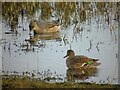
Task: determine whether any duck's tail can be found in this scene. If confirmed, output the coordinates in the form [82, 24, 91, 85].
[92, 59, 99, 61]
[92, 59, 101, 66]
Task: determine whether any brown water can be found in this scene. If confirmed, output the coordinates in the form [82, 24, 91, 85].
[1, 2, 118, 84]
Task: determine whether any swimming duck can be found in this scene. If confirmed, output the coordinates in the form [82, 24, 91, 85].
[64, 50, 100, 69]
[29, 20, 60, 35]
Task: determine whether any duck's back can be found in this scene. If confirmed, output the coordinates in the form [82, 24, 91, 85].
[38, 21, 60, 33]
[66, 55, 89, 68]
[66, 55, 99, 69]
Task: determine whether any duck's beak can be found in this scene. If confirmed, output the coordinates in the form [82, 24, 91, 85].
[63, 55, 68, 58]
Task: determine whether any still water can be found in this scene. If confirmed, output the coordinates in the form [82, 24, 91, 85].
[1, 5, 118, 84]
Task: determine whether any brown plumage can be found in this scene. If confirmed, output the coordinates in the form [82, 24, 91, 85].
[29, 20, 60, 35]
[64, 50, 100, 69]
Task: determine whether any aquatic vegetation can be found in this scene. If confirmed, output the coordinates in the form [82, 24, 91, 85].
[2, 70, 64, 83]
[2, 68, 119, 88]
[2, 2, 119, 32]
[2, 74, 120, 88]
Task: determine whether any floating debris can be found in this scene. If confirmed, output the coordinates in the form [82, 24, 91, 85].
[5, 32, 13, 34]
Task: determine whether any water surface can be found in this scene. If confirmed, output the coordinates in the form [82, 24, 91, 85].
[1, 2, 118, 84]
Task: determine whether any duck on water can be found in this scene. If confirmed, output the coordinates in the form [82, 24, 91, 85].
[64, 50, 101, 69]
[29, 20, 60, 35]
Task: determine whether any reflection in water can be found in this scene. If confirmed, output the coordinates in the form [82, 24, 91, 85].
[67, 67, 98, 82]
[21, 32, 61, 52]
[29, 32, 61, 41]
[1, 2, 118, 84]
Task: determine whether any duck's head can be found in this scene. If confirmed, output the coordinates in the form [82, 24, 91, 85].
[29, 20, 38, 35]
[29, 20, 38, 31]
[64, 50, 75, 58]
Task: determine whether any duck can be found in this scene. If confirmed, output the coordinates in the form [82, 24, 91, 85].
[64, 50, 100, 69]
[29, 20, 60, 35]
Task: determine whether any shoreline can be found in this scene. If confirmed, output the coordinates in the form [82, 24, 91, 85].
[2, 75, 120, 88]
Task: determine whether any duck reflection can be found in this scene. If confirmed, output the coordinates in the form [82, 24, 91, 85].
[66, 67, 98, 81]
[28, 32, 61, 44]
[28, 19, 61, 44]
[21, 32, 61, 52]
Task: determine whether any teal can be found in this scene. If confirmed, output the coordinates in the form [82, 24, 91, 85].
[29, 20, 60, 34]
[64, 50, 100, 69]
